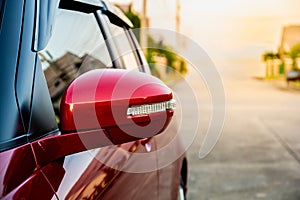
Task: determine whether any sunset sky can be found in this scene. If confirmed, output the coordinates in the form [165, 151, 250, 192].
[110, 0, 300, 18]
[110, 0, 300, 45]
[109, 0, 300, 75]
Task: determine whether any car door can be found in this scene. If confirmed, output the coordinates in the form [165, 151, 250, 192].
[36, 2, 159, 199]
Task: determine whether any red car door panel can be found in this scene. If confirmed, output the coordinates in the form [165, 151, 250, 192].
[0, 144, 59, 199]
[39, 139, 158, 199]
[0, 144, 36, 196]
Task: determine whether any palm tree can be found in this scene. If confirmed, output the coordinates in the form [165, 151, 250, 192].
[262, 52, 274, 77]
[262, 52, 280, 77]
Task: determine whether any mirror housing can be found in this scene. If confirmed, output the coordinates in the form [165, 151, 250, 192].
[60, 69, 175, 145]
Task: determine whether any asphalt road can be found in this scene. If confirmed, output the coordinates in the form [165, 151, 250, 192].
[172, 60, 300, 200]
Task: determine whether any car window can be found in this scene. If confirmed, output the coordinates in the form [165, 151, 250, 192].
[39, 8, 112, 123]
[109, 23, 141, 71]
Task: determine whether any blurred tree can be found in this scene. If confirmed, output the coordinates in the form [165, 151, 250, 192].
[122, 5, 187, 78]
[289, 43, 300, 70]
[179, 60, 187, 74]
[146, 36, 187, 76]
[262, 52, 280, 77]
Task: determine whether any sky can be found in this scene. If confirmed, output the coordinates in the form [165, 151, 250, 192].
[180, 0, 300, 17]
[109, 0, 300, 18]
[109, 0, 300, 75]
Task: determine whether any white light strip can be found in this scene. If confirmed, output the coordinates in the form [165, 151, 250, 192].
[127, 99, 176, 116]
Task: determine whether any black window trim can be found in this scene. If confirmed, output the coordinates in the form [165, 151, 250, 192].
[96, 12, 145, 72]
[94, 10, 123, 69]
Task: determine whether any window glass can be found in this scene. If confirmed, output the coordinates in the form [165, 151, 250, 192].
[39, 9, 112, 121]
[110, 24, 140, 71]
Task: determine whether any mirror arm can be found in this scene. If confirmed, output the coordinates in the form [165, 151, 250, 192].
[31, 129, 112, 168]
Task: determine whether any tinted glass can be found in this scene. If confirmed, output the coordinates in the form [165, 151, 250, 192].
[110, 23, 140, 71]
[39, 8, 111, 122]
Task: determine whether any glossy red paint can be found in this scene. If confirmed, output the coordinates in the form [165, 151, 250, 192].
[60, 69, 174, 143]
[97, 139, 159, 200]
[108, 112, 173, 144]
[3, 164, 61, 200]
[53, 139, 158, 200]
[155, 110, 186, 199]
[0, 143, 36, 197]
[31, 129, 112, 167]
[39, 161, 66, 195]
[64, 148, 131, 199]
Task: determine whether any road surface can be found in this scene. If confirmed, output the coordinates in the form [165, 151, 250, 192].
[172, 59, 300, 200]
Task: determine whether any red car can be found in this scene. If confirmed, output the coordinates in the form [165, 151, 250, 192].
[0, 0, 187, 199]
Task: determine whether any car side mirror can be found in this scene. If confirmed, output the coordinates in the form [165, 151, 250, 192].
[60, 69, 175, 145]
